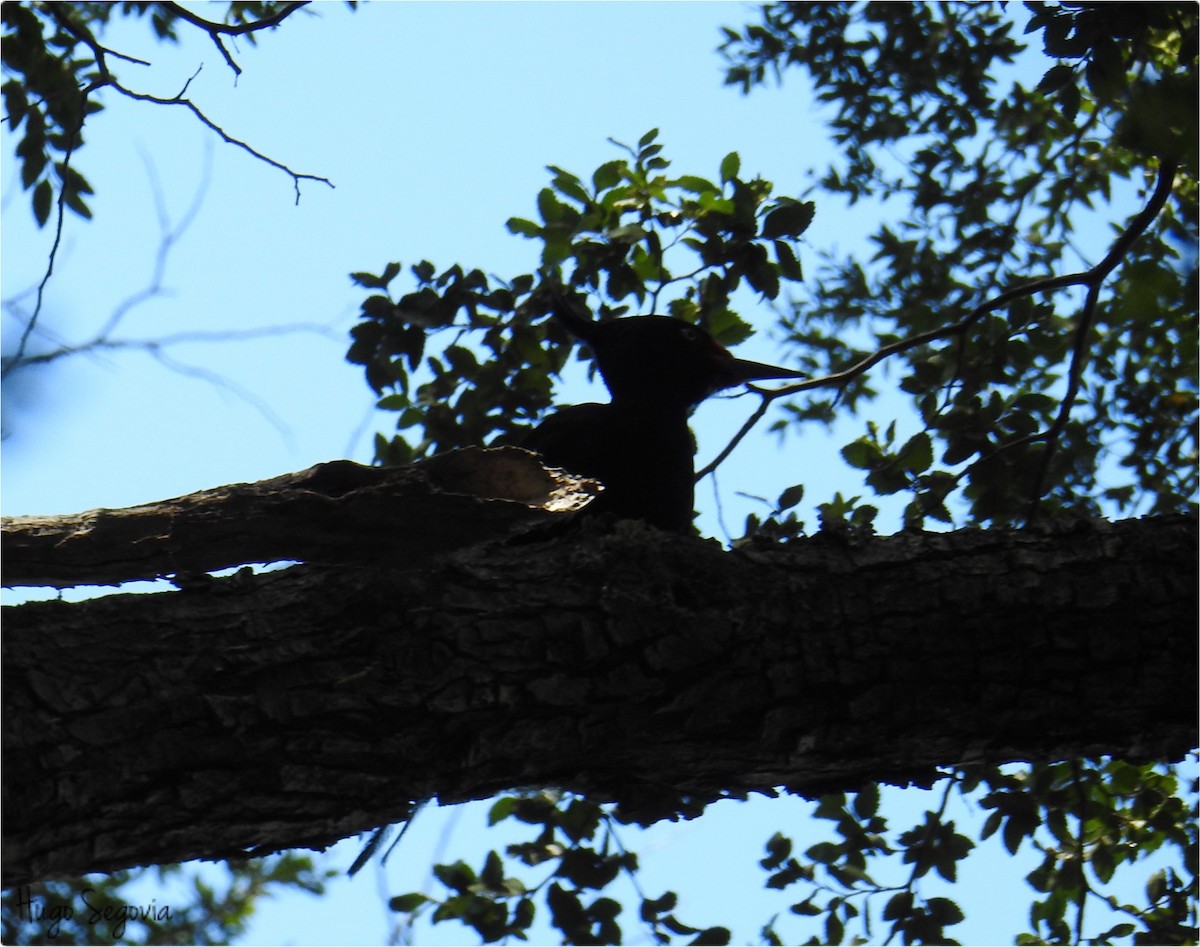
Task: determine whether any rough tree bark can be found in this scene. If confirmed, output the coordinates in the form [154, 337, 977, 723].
[3, 449, 1196, 889]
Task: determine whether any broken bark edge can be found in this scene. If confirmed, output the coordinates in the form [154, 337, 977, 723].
[1, 448, 600, 590]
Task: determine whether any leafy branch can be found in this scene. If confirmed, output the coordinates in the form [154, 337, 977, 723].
[386, 791, 731, 946]
[696, 159, 1178, 493]
[348, 130, 814, 469]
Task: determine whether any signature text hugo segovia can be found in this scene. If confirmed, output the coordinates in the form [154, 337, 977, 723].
[12, 885, 172, 939]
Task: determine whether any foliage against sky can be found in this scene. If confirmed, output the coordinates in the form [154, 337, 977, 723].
[2, 1, 1196, 945]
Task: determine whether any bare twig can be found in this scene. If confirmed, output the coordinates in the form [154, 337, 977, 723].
[162, 2, 311, 38]
[109, 78, 333, 205]
[9, 323, 343, 370]
[996, 160, 1176, 522]
[3, 148, 341, 440]
[160, 1, 314, 77]
[44, 4, 334, 205]
[695, 394, 773, 481]
[91, 143, 214, 342]
[5, 4, 338, 384]
[142, 346, 297, 447]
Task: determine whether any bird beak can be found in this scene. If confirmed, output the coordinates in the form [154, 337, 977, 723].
[713, 353, 807, 390]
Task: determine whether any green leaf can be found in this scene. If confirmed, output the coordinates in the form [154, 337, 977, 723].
[481, 850, 504, 889]
[640, 891, 678, 919]
[2, 79, 28, 132]
[883, 891, 913, 921]
[488, 796, 516, 825]
[606, 223, 647, 244]
[433, 860, 477, 895]
[743, 250, 780, 299]
[537, 188, 566, 224]
[773, 240, 804, 281]
[1145, 868, 1167, 903]
[1036, 63, 1076, 95]
[705, 307, 754, 346]
[361, 294, 395, 320]
[19, 144, 46, 189]
[805, 841, 841, 864]
[897, 432, 933, 474]
[926, 896, 965, 925]
[760, 836, 790, 870]
[32, 178, 52, 226]
[841, 438, 884, 470]
[592, 159, 624, 192]
[664, 914, 699, 936]
[513, 897, 535, 930]
[63, 189, 92, 220]
[552, 171, 590, 206]
[777, 483, 805, 512]
[852, 783, 880, 819]
[389, 892, 432, 913]
[761, 199, 816, 239]
[55, 162, 93, 195]
[506, 217, 542, 238]
[719, 151, 741, 184]
[1091, 840, 1116, 884]
[814, 794, 847, 821]
[674, 174, 718, 194]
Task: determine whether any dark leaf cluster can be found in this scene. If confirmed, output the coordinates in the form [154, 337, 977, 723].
[2, 2, 101, 226]
[720, 1, 1197, 529]
[387, 790, 729, 946]
[346, 129, 815, 467]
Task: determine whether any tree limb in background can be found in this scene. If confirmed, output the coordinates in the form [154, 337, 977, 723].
[1, 2, 341, 372]
[695, 159, 1181, 498]
[1, 146, 340, 438]
[160, 1, 313, 76]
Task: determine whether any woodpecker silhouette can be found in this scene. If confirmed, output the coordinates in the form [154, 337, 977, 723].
[523, 294, 805, 533]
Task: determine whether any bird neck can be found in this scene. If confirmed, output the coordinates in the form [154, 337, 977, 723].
[608, 391, 697, 420]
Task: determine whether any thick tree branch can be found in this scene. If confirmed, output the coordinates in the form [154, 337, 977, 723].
[3, 490, 1195, 887]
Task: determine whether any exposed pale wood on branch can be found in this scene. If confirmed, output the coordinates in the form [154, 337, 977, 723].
[1, 448, 595, 589]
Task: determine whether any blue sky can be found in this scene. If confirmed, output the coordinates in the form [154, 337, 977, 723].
[2, 0, 884, 539]
[1, 2, 1185, 944]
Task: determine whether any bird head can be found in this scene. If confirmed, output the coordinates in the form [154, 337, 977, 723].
[556, 308, 805, 409]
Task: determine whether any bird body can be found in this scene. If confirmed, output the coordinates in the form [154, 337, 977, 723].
[525, 399, 699, 532]
[523, 307, 804, 532]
